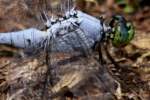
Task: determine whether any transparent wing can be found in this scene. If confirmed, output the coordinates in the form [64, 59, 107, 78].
[0, 18, 97, 100]
[37, 17, 95, 100]
[2, 0, 99, 99]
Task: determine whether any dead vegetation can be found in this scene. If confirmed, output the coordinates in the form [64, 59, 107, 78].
[0, 0, 150, 100]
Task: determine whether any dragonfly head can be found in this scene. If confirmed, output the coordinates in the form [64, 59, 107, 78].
[110, 15, 135, 47]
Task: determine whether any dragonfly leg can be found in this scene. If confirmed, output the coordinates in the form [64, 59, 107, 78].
[104, 44, 121, 69]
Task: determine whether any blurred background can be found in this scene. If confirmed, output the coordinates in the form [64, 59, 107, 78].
[0, 0, 149, 99]
[0, 0, 150, 32]
[0, 0, 149, 32]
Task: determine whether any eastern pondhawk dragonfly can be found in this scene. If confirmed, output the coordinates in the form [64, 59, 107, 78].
[0, 0, 135, 99]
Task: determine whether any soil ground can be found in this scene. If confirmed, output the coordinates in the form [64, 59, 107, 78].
[0, 0, 149, 100]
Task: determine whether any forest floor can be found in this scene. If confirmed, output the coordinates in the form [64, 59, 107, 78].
[0, 0, 149, 100]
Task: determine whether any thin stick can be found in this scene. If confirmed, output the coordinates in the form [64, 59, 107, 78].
[41, 36, 53, 100]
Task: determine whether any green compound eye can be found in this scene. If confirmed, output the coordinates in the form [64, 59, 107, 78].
[111, 15, 135, 47]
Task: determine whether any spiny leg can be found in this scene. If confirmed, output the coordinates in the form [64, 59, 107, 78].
[104, 44, 121, 69]
[97, 16, 107, 65]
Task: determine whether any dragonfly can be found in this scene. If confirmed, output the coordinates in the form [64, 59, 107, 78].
[0, 0, 135, 99]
